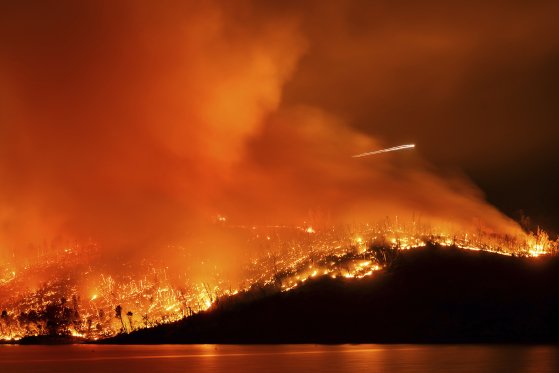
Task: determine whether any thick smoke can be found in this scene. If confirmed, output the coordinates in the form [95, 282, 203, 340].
[0, 1, 306, 260]
[2, 0, 550, 270]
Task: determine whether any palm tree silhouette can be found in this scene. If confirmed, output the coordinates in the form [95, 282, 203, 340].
[115, 305, 125, 332]
[126, 311, 133, 331]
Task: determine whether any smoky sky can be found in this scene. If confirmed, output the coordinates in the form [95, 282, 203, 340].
[1, 0, 558, 263]
[281, 0, 559, 232]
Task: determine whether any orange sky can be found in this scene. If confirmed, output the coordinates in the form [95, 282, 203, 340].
[1, 0, 558, 262]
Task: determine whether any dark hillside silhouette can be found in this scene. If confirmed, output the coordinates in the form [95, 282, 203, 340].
[102, 244, 559, 344]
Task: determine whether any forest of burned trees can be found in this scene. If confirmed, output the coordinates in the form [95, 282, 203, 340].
[0, 296, 141, 339]
[1, 296, 81, 337]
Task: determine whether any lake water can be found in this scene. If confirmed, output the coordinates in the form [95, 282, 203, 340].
[1, 344, 558, 372]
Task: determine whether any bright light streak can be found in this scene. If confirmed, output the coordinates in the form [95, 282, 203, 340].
[352, 144, 415, 158]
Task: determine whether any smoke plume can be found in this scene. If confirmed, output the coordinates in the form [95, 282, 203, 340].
[3, 0, 551, 269]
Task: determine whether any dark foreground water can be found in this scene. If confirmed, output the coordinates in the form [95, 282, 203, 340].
[1, 344, 559, 373]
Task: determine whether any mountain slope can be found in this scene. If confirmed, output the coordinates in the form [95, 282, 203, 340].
[102, 245, 559, 344]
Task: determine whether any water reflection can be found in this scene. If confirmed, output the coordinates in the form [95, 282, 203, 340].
[1, 344, 558, 373]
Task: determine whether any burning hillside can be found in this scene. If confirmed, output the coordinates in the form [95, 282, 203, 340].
[1, 220, 556, 342]
[1, 0, 558, 345]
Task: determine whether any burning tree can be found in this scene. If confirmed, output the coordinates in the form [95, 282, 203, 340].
[126, 311, 134, 331]
[43, 299, 73, 336]
[0, 310, 9, 337]
[115, 305, 125, 333]
[369, 242, 400, 269]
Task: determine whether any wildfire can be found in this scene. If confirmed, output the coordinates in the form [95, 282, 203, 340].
[0, 219, 557, 341]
